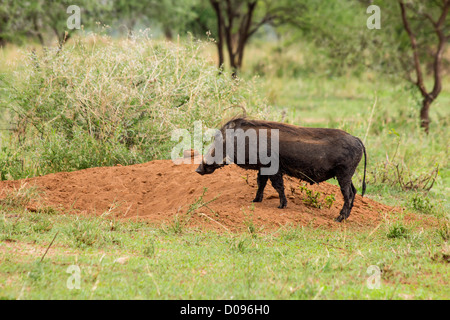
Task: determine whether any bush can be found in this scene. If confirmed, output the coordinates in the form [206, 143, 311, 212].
[4, 33, 268, 179]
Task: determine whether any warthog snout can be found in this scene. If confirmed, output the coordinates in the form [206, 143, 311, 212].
[195, 162, 217, 175]
[195, 165, 205, 175]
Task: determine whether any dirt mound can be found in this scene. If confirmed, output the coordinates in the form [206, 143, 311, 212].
[0, 158, 410, 232]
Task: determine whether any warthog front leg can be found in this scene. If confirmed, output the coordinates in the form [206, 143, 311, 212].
[253, 170, 269, 203]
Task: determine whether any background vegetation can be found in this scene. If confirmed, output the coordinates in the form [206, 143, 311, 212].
[1, 33, 267, 177]
[0, 0, 449, 299]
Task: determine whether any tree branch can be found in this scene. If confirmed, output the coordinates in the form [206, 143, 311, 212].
[224, 0, 236, 66]
[423, 12, 438, 27]
[236, 1, 257, 67]
[430, 0, 449, 99]
[210, 0, 225, 69]
[399, 1, 428, 97]
[248, 14, 273, 38]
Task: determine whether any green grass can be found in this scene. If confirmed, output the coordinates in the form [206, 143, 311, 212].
[0, 189, 449, 300]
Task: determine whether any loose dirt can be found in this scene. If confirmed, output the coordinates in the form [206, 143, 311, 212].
[0, 157, 427, 232]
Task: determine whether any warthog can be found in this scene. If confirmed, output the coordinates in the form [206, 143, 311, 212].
[195, 118, 367, 222]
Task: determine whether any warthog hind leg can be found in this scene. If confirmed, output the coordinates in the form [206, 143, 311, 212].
[269, 173, 287, 209]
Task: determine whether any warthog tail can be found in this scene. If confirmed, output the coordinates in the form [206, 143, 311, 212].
[361, 140, 367, 197]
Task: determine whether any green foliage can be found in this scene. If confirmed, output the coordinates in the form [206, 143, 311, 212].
[409, 194, 434, 214]
[142, 239, 156, 258]
[68, 220, 105, 248]
[185, 188, 218, 217]
[0, 0, 112, 46]
[165, 215, 184, 235]
[162, 188, 219, 235]
[0, 185, 40, 209]
[29, 214, 53, 233]
[253, 0, 449, 83]
[0, 0, 218, 46]
[3, 34, 267, 179]
[437, 222, 450, 241]
[299, 185, 322, 208]
[387, 222, 409, 239]
[229, 237, 251, 254]
[324, 194, 336, 209]
[242, 203, 257, 237]
[290, 0, 369, 76]
[299, 184, 335, 209]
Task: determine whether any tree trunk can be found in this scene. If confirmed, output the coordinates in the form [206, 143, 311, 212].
[211, 0, 224, 70]
[236, 37, 246, 70]
[210, 0, 265, 76]
[163, 26, 173, 40]
[36, 31, 45, 46]
[236, 2, 256, 70]
[229, 54, 238, 78]
[399, 0, 449, 134]
[420, 97, 432, 134]
[223, 0, 237, 76]
[33, 15, 45, 46]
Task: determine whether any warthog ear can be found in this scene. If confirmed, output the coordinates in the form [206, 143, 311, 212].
[226, 121, 236, 129]
[224, 154, 233, 164]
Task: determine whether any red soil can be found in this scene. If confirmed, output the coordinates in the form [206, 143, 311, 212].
[0, 157, 427, 232]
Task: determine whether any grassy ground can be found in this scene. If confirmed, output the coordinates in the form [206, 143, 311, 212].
[1, 39, 449, 299]
[0, 189, 449, 300]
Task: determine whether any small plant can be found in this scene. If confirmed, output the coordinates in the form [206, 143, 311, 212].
[30, 216, 53, 233]
[299, 185, 322, 208]
[142, 240, 155, 258]
[279, 226, 304, 241]
[73, 230, 99, 248]
[324, 194, 336, 209]
[387, 222, 409, 239]
[299, 184, 336, 209]
[168, 214, 184, 234]
[244, 219, 256, 236]
[370, 158, 439, 192]
[409, 194, 434, 214]
[37, 206, 59, 215]
[437, 222, 450, 241]
[67, 219, 105, 248]
[101, 200, 124, 217]
[242, 203, 257, 237]
[237, 239, 248, 253]
[163, 189, 219, 234]
[0, 184, 41, 209]
[186, 188, 219, 218]
[229, 238, 250, 253]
